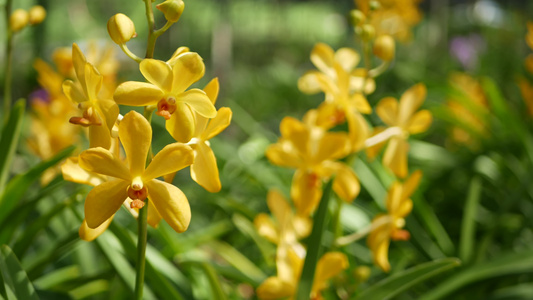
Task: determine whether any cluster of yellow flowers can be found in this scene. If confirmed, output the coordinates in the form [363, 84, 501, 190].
[29, 0, 231, 241]
[254, 1, 430, 298]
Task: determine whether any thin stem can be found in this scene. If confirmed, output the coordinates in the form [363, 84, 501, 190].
[3, 0, 14, 122]
[144, 0, 156, 58]
[335, 216, 392, 247]
[134, 106, 155, 300]
[154, 21, 172, 39]
[134, 199, 148, 300]
[120, 43, 143, 63]
[364, 126, 402, 148]
[368, 60, 391, 78]
[330, 196, 344, 251]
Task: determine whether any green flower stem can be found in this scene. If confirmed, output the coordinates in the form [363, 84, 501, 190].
[330, 196, 344, 250]
[368, 60, 391, 78]
[154, 21, 172, 39]
[120, 43, 143, 63]
[133, 106, 156, 300]
[295, 179, 334, 299]
[134, 199, 149, 300]
[3, 0, 14, 122]
[143, 0, 156, 59]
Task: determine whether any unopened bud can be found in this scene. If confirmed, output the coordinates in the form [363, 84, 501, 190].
[349, 10, 365, 26]
[107, 13, 136, 44]
[370, 0, 381, 11]
[373, 35, 395, 61]
[9, 9, 29, 32]
[28, 5, 46, 25]
[361, 24, 375, 41]
[156, 0, 185, 23]
[354, 266, 371, 282]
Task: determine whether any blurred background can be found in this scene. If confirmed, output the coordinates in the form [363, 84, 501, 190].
[3, 0, 533, 299]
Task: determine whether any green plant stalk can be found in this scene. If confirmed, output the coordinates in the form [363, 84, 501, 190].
[120, 43, 143, 63]
[3, 0, 14, 122]
[134, 199, 149, 300]
[295, 179, 333, 299]
[144, 0, 156, 58]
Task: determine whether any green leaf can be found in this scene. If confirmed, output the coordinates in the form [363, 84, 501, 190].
[108, 222, 191, 299]
[357, 258, 461, 300]
[295, 179, 333, 299]
[459, 177, 482, 263]
[412, 195, 455, 256]
[12, 201, 71, 259]
[232, 213, 276, 264]
[198, 263, 228, 300]
[0, 99, 25, 192]
[0, 245, 39, 300]
[420, 251, 533, 300]
[95, 231, 157, 300]
[353, 160, 387, 209]
[206, 240, 266, 283]
[0, 146, 75, 225]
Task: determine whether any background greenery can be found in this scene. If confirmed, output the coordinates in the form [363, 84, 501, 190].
[2, 0, 533, 299]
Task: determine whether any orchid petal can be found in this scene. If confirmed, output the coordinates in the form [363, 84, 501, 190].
[85, 179, 129, 228]
[171, 52, 205, 94]
[143, 143, 194, 181]
[114, 81, 164, 106]
[119, 111, 152, 176]
[190, 142, 221, 193]
[146, 180, 191, 233]
[140, 59, 173, 92]
[79, 147, 131, 180]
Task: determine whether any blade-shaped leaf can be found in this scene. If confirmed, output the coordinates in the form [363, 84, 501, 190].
[0, 146, 75, 225]
[357, 258, 461, 300]
[421, 251, 533, 300]
[0, 245, 39, 300]
[459, 177, 482, 263]
[0, 99, 25, 192]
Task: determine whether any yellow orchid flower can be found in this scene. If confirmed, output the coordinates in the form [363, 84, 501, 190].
[62, 140, 161, 240]
[367, 170, 421, 272]
[356, 0, 423, 43]
[266, 117, 360, 216]
[165, 78, 231, 192]
[113, 53, 217, 142]
[257, 247, 348, 300]
[254, 190, 312, 246]
[28, 59, 81, 185]
[445, 73, 489, 148]
[62, 43, 119, 150]
[298, 43, 371, 149]
[367, 83, 432, 178]
[77, 111, 194, 233]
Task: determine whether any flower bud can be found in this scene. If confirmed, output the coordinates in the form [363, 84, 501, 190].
[156, 0, 185, 23]
[349, 10, 365, 26]
[373, 35, 395, 61]
[361, 24, 375, 41]
[107, 13, 136, 44]
[28, 5, 46, 25]
[370, 0, 381, 11]
[9, 9, 29, 32]
[354, 266, 371, 282]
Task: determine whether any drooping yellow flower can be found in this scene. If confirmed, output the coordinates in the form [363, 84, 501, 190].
[165, 78, 231, 192]
[356, 0, 423, 43]
[257, 247, 348, 300]
[298, 43, 371, 150]
[368, 83, 431, 178]
[266, 117, 360, 216]
[78, 111, 194, 233]
[254, 190, 312, 246]
[62, 43, 119, 150]
[367, 170, 421, 272]
[113, 54, 217, 142]
[445, 73, 489, 148]
[28, 59, 81, 185]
